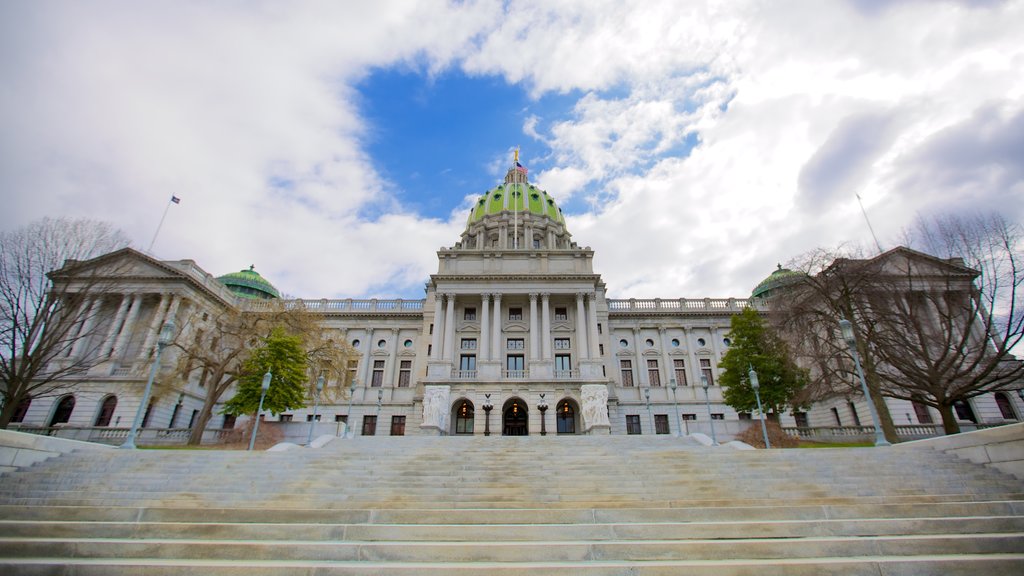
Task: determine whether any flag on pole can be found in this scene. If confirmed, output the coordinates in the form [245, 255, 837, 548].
[171, 195, 181, 204]
[515, 161, 527, 175]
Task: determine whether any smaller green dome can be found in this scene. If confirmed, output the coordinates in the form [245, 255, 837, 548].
[217, 265, 280, 300]
[751, 264, 806, 299]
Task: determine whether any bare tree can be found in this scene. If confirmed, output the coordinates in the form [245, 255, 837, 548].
[173, 300, 356, 445]
[870, 214, 1024, 433]
[0, 218, 131, 428]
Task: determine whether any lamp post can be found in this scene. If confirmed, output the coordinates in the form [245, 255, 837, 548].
[748, 366, 771, 449]
[376, 388, 383, 425]
[538, 394, 548, 435]
[483, 394, 493, 436]
[644, 387, 655, 435]
[839, 318, 891, 447]
[701, 374, 718, 445]
[248, 370, 272, 451]
[121, 321, 175, 449]
[345, 381, 357, 438]
[306, 374, 325, 446]
[669, 378, 682, 437]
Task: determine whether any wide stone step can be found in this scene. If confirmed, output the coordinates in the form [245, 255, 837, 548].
[3, 554, 1024, 575]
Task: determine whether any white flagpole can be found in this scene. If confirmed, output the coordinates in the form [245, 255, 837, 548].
[148, 197, 177, 254]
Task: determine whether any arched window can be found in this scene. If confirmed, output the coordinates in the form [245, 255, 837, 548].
[11, 397, 31, 423]
[995, 392, 1018, 420]
[49, 395, 75, 427]
[454, 400, 474, 435]
[94, 395, 117, 427]
[911, 395, 933, 424]
[556, 400, 576, 434]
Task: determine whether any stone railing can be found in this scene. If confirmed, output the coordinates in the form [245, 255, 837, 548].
[450, 370, 478, 380]
[8, 424, 240, 446]
[782, 422, 1011, 443]
[554, 370, 579, 379]
[607, 298, 759, 313]
[504, 370, 528, 379]
[244, 298, 425, 313]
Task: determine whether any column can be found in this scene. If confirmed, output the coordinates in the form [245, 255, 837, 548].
[541, 293, 552, 359]
[659, 327, 672, 385]
[443, 294, 456, 361]
[139, 294, 170, 358]
[587, 292, 600, 358]
[633, 327, 648, 386]
[529, 293, 539, 361]
[480, 294, 491, 362]
[430, 293, 444, 360]
[387, 328, 399, 387]
[68, 297, 102, 358]
[575, 293, 589, 360]
[111, 294, 143, 359]
[685, 326, 700, 386]
[361, 328, 375, 386]
[491, 293, 502, 361]
[101, 295, 131, 357]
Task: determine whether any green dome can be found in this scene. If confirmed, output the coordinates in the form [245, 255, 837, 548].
[751, 264, 807, 299]
[217, 266, 280, 300]
[466, 170, 565, 226]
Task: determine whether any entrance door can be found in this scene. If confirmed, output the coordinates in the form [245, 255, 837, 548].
[503, 399, 528, 436]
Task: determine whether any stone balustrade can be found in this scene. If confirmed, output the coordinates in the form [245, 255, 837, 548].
[607, 297, 760, 313]
[245, 298, 425, 313]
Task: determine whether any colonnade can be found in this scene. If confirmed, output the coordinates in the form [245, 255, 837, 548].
[64, 292, 184, 362]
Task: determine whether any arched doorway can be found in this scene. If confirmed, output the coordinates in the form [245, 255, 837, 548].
[48, 395, 75, 427]
[995, 392, 1018, 420]
[502, 398, 529, 436]
[556, 399, 578, 434]
[94, 395, 118, 426]
[453, 399, 475, 435]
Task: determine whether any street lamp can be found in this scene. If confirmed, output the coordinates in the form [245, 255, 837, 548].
[306, 374, 325, 446]
[669, 378, 682, 437]
[748, 365, 771, 449]
[345, 380, 357, 438]
[839, 318, 891, 447]
[644, 387, 654, 435]
[483, 394, 493, 436]
[538, 394, 548, 435]
[701, 374, 718, 445]
[248, 370, 272, 451]
[375, 388, 383, 431]
[121, 321, 175, 449]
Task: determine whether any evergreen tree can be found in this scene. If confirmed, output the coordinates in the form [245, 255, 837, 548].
[719, 308, 807, 419]
[223, 327, 308, 416]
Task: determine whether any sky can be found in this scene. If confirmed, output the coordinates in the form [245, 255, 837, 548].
[2, 0, 1022, 301]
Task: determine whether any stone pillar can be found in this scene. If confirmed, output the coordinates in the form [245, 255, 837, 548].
[587, 292, 600, 358]
[101, 295, 131, 357]
[659, 326, 673, 386]
[68, 297, 102, 358]
[491, 293, 502, 361]
[111, 294, 143, 359]
[529, 293, 539, 361]
[480, 294, 491, 362]
[387, 328, 400, 387]
[362, 328, 375, 386]
[633, 327, 648, 386]
[443, 294, 456, 361]
[575, 293, 589, 360]
[685, 326, 700, 387]
[430, 293, 444, 360]
[139, 294, 170, 358]
[541, 293, 552, 360]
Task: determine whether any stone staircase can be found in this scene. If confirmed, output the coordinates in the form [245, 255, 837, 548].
[0, 435, 1022, 575]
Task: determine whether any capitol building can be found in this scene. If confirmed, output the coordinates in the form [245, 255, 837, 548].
[10, 162, 1021, 441]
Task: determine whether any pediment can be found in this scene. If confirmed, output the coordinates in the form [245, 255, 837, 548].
[55, 248, 183, 281]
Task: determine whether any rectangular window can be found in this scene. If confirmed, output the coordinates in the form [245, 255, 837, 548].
[335, 415, 348, 423]
[655, 414, 670, 434]
[711, 413, 724, 420]
[141, 401, 155, 428]
[429, 323, 433, 335]
[461, 338, 477, 350]
[280, 414, 293, 422]
[507, 338, 524, 350]
[169, 403, 181, 428]
[554, 338, 570, 350]
[848, 402, 862, 426]
[362, 415, 377, 436]
[371, 360, 385, 387]
[673, 359, 687, 386]
[831, 407, 842, 426]
[598, 344, 604, 355]
[508, 307, 523, 321]
[460, 355, 477, 371]
[626, 415, 642, 435]
[188, 409, 198, 429]
[390, 415, 406, 436]
[682, 414, 696, 421]
[507, 355, 525, 371]
[222, 414, 236, 429]
[911, 398, 933, 424]
[647, 359, 661, 387]
[620, 359, 634, 386]
[555, 354, 571, 372]
[597, 323, 602, 334]
[347, 359, 359, 386]
[306, 414, 322, 422]
[794, 412, 809, 428]
[427, 344, 432, 356]
[738, 412, 752, 420]
[554, 307, 568, 321]
[398, 360, 411, 387]
[464, 307, 476, 321]
[700, 358, 714, 386]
